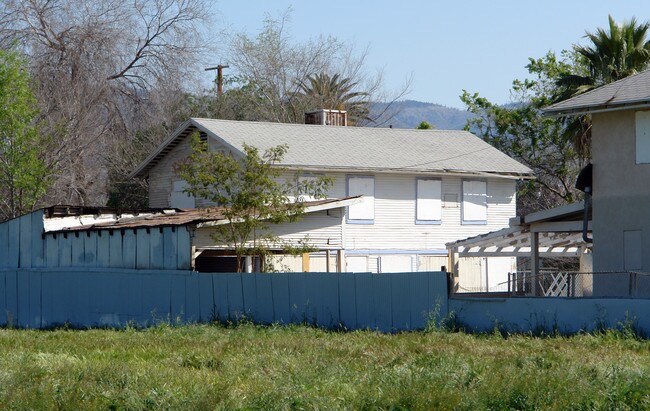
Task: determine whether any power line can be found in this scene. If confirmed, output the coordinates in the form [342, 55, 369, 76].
[394, 146, 494, 170]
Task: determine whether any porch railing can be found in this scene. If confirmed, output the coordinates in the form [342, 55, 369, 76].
[451, 271, 650, 298]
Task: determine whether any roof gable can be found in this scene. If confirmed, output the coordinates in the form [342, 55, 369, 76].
[131, 118, 533, 178]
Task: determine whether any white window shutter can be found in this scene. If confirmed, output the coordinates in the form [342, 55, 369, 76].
[416, 179, 442, 221]
[348, 177, 375, 220]
[462, 180, 487, 222]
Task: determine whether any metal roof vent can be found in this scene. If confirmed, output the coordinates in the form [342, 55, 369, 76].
[304, 109, 347, 126]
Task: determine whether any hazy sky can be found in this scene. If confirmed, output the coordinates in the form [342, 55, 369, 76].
[212, 1, 647, 109]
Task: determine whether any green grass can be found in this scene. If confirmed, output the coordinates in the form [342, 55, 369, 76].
[1, 323, 650, 410]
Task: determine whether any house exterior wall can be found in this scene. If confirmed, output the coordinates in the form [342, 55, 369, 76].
[148, 136, 193, 208]
[193, 209, 344, 251]
[147, 133, 517, 273]
[591, 110, 650, 295]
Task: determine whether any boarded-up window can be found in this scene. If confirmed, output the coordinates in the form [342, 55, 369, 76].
[462, 180, 487, 223]
[636, 111, 650, 164]
[347, 176, 374, 222]
[416, 179, 442, 222]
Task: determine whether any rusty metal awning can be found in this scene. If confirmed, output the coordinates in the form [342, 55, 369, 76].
[46, 197, 361, 233]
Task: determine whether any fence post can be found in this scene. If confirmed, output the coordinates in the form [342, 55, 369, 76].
[628, 272, 637, 298]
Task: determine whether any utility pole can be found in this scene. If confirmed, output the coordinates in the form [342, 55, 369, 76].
[205, 64, 229, 97]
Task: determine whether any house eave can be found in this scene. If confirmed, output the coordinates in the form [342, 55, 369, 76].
[280, 165, 534, 180]
[129, 119, 245, 179]
[544, 100, 650, 117]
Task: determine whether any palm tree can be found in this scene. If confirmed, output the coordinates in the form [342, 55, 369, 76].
[555, 16, 650, 155]
[557, 15, 650, 99]
[298, 73, 370, 125]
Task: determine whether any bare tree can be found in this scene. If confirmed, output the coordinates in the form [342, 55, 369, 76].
[223, 9, 410, 125]
[0, 0, 213, 206]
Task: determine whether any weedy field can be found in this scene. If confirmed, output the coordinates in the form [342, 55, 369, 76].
[1, 322, 649, 410]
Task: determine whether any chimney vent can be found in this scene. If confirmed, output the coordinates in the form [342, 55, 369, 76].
[304, 109, 347, 126]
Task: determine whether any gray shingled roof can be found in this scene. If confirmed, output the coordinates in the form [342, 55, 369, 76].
[131, 118, 533, 178]
[544, 69, 650, 115]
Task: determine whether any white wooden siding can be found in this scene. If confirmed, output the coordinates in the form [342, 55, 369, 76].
[148, 135, 193, 208]
[193, 210, 343, 250]
[192, 172, 515, 254]
[146, 142, 516, 255]
[341, 174, 515, 251]
[418, 256, 448, 272]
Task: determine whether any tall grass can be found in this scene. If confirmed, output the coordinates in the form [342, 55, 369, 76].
[1, 323, 649, 409]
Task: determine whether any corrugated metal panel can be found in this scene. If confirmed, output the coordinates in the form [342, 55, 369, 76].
[122, 230, 137, 269]
[31, 211, 45, 268]
[70, 233, 85, 266]
[1, 269, 450, 330]
[19, 214, 32, 269]
[84, 233, 97, 267]
[0, 218, 8, 268]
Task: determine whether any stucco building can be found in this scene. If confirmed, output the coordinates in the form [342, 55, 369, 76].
[544, 69, 650, 296]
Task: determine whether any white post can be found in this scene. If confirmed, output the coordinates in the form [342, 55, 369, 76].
[325, 250, 331, 272]
[530, 231, 539, 296]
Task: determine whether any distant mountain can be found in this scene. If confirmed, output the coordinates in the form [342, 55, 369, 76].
[370, 100, 474, 130]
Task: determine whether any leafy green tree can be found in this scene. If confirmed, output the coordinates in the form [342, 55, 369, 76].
[416, 121, 433, 130]
[0, 49, 51, 220]
[463, 16, 650, 214]
[554, 16, 650, 156]
[177, 135, 332, 272]
[558, 15, 650, 98]
[461, 52, 589, 214]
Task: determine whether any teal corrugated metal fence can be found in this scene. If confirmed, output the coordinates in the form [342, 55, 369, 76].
[0, 269, 448, 331]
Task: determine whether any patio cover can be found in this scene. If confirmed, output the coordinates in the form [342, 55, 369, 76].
[446, 201, 592, 276]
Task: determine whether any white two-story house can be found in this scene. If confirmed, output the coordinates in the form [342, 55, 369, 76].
[130, 114, 533, 273]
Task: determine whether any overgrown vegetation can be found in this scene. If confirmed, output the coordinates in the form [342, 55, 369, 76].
[1, 323, 650, 409]
[0, 48, 51, 220]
